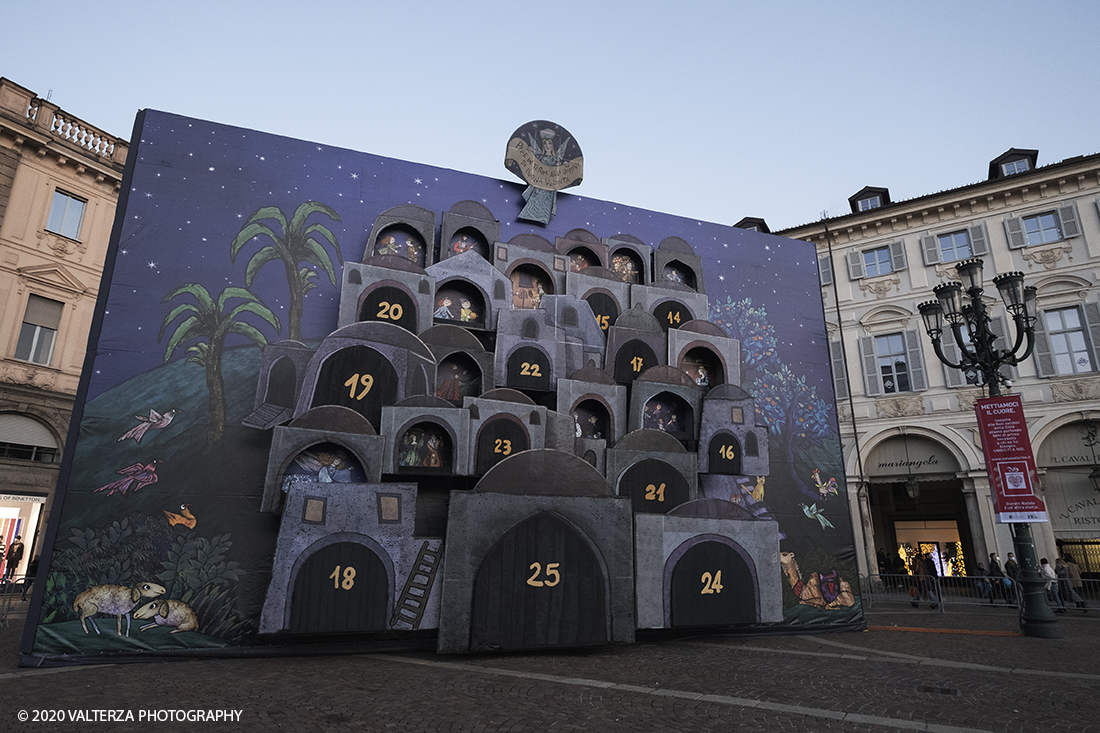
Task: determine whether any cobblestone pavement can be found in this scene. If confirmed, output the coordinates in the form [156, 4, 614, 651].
[1, 602, 1097, 732]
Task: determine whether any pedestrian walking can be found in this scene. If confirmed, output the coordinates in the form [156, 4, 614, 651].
[910, 553, 939, 609]
[1041, 558, 1066, 613]
[1056, 558, 1087, 612]
[1064, 553, 1087, 609]
[20, 556, 38, 602]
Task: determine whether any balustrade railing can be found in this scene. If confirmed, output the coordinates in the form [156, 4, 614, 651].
[49, 110, 116, 159]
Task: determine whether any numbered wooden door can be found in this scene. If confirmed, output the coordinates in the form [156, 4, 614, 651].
[670, 541, 756, 628]
[359, 285, 418, 333]
[506, 346, 551, 391]
[289, 541, 390, 633]
[618, 459, 690, 513]
[475, 417, 529, 474]
[471, 512, 607, 651]
[653, 300, 691, 332]
[585, 292, 620, 334]
[310, 346, 399, 428]
[709, 433, 742, 475]
[613, 340, 658, 383]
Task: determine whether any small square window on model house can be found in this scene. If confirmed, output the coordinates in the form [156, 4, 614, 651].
[15, 295, 63, 365]
[46, 191, 86, 241]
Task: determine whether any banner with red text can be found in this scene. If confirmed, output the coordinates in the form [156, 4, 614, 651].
[975, 395, 1048, 523]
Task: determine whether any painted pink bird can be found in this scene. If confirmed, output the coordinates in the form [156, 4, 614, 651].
[94, 461, 162, 496]
[117, 408, 181, 444]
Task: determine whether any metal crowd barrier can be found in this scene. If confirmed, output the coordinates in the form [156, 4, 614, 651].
[0, 574, 31, 627]
[861, 573, 1098, 617]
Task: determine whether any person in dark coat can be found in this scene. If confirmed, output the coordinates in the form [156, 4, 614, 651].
[4, 535, 24, 579]
[988, 552, 1008, 604]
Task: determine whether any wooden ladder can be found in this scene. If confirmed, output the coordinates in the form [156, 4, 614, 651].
[391, 541, 441, 629]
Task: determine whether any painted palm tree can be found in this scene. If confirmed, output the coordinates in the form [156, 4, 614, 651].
[159, 284, 280, 444]
[230, 202, 342, 341]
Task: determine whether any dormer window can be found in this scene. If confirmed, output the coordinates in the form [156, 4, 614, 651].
[858, 195, 882, 212]
[848, 186, 890, 214]
[988, 148, 1038, 180]
[733, 217, 770, 234]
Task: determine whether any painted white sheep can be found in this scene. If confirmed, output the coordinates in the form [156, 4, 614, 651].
[134, 598, 199, 634]
[73, 581, 166, 636]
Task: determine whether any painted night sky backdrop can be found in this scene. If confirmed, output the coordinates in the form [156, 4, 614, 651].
[88, 110, 827, 401]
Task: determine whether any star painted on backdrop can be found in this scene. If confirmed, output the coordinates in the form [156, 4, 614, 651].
[147, 261, 157, 269]
[414, 178, 422, 184]
[351, 173, 358, 179]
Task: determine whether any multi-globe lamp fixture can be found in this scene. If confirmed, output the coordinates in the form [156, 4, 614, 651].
[916, 259, 1060, 638]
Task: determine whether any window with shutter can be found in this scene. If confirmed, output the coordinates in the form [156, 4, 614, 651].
[1022, 212, 1062, 245]
[920, 235, 941, 265]
[818, 256, 833, 286]
[1042, 307, 1094, 375]
[888, 241, 907, 272]
[829, 340, 849, 400]
[1058, 203, 1082, 238]
[15, 295, 63, 365]
[846, 251, 866, 280]
[861, 247, 892, 277]
[969, 224, 989, 255]
[936, 231, 972, 262]
[1004, 217, 1028, 249]
[858, 336, 882, 396]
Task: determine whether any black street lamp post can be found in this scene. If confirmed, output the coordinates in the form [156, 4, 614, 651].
[917, 258, 1062, 638]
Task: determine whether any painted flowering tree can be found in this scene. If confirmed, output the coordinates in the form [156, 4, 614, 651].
[710, 296, 779, 372]
[711, 296, 835, 499]
[753, 364, 835, 498]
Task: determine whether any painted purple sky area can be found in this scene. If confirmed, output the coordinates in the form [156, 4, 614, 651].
[87, 111, 826, 400]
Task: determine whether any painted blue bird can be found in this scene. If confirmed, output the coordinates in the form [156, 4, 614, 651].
[800, 502, 835, 530]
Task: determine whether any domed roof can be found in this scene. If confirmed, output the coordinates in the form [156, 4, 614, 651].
[606, 233, 645, 245]
[322, 321, 434, 360]
[567, 363, 617, 385]
[637, 365, 698, 387]
[507, 232, 554, 252]
[658, 235, 696, 255]
[561, 228, 600, 244]
[680, 320, 726, 337]
[613, 305, 662, 332]
[419, 324, 486, 355]
[475, 449, 611, 496]
[669, 499, 754, 520]
[447, 200, 495, 220]
[378, 203, 435, 223]
[477, 388, 536, 405]
[289, 405, 377, 435]
[705, 384, 752, 401]
[613, 428, 686, 454]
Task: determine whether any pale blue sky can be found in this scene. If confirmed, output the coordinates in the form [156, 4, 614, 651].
[4, 1, 1098, 231]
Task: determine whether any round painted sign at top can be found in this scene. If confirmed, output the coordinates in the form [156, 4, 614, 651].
[505, 121, 583, 191]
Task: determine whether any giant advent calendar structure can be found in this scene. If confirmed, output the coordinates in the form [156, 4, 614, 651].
[23, 114, 859, 665]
